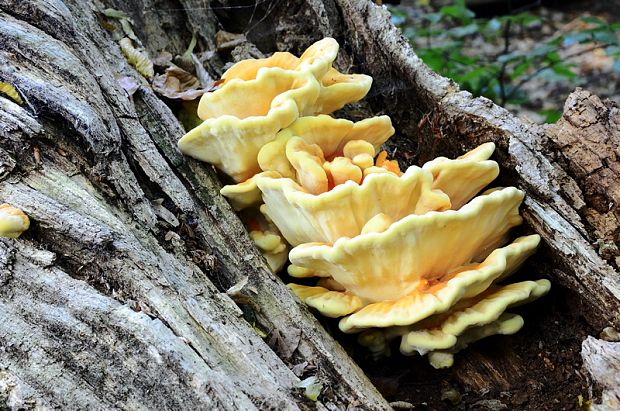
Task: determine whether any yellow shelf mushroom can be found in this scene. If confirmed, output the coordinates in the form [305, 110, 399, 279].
[219, 114, 396, 212]
[221, 38, 372, 115]
[255, 143, 501, 246]
[426, 313, 525, 368]
[258, 115, 394, 179]
[0, 204, 30, 238]
[221, 37, 338, 84]
[276, 142, 550, 366]
[357, 279, 550, 367]
[177, 36, 550, 366]
[257, 167, 450, 245]
[178, 68, 321, 182]
[291, 231, 542, 332]
[242, 209, 289, 273]
[287, 188, 530, 328]
[179, 38, 375, 183]
[249, 229, 289, 273]
[219, 171, 281, 211]
[422, 142, 499, 210]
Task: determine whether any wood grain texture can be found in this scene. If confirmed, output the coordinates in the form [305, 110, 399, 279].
[0, 0, 390, 409]
[1, 0, 618, 408]
[322, 0, 620, 329]
[582, 336, 620, 410]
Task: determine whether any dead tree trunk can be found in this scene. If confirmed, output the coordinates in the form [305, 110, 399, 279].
[0, 0, 618, 409]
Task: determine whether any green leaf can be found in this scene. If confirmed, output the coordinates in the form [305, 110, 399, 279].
[418, 50, 445, 72]
[510, 61, 531, 79]
[457, 67, 488, 82]
[440, 5, 461, 18]
[539, 109, 562, 124]
[549, 36, 565, 47]
[581, 16, 606, 25]
[545, 51, 561, 63]
[514, 12, 541, 27]
[439, 3, 474, 22]
[592, 31, 618, 43]
[552, 65, 576, 79]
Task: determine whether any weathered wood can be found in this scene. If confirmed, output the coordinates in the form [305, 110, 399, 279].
[545, 90, 620, 268]
[0, 239, 276, 410]
[1, 0, 618, 408]
[0, 0, 390, 409]
[317, 0, 620, 329]
[582, 336, 620, 410]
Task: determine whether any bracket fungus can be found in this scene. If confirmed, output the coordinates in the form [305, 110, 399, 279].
[258, 115, 394, 179]
[256, 143, 501, 245]
[179, 38, 373, 182]
[256, 166, 449, 245]
[288, 188, 527, 319]
[178, 68, 321, 182]
[219, 171, 281, 211]
[176, 37, 550, 367]
[219, 115, 395, 213]
[0, 203, 30, 238]
[358, 279, 550, 368]
[244, 210, 289, 272]
[221, 38, 372, 115]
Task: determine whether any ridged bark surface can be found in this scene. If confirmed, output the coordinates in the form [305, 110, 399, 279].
[0, 0, 618, 409]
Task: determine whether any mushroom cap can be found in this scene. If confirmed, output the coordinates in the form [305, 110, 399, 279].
[427, 313, 525, 369]
[288, 283, 364, 318]
[338, 234, 539, 332]
[249, 229, 289, 272]
[178, 68, 320, 182]
[289, 234, 540, 333]
[242, 208, 289, 273]
[217, 114, 394, 208]
[289, 187, 525, 305]
[0, 203, 30, 238]
[286, 137, 329, 195]
[258, 115, 394, 178]
[256, 142, 501, 245]
[222, 37, 339, 83]
[220, 171, 281, 211]
[399, 279, 550, 355]
[256, 165, 450, 245]
[423, 142, 499, 210]
[222, 38, 372, 115]
[313, 68, 372, 115]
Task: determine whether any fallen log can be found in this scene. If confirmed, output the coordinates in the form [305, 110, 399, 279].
[0, 0, 617, 409]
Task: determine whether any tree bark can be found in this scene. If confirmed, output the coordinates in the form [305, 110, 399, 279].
[0, 1, 388, 409]
[0, 0, 618, 409]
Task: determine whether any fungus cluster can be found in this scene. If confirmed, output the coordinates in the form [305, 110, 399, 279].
[0, 204, 29, 238]
[179, 38, 550, 368]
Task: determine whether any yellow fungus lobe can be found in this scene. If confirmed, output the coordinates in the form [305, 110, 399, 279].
[0, 204, 30, 238]
[0, 82, 23, 105]
[119, 37, 154, 79]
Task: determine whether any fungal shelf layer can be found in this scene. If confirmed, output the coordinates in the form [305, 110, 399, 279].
[178, 38, 550, 368]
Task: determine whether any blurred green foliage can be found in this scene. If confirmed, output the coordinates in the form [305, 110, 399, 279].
[390, 0, 620, 122]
